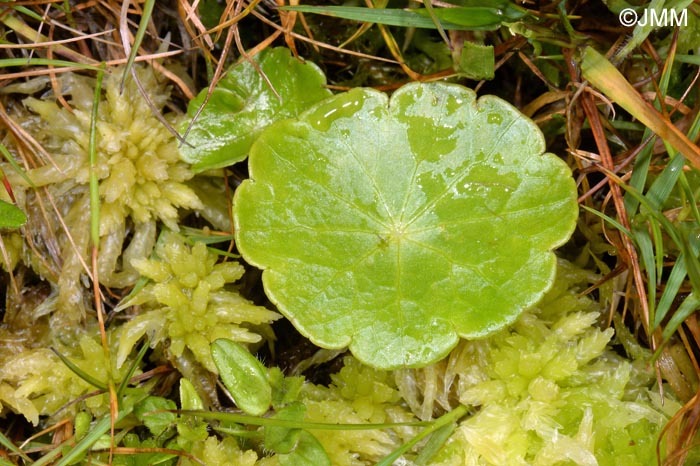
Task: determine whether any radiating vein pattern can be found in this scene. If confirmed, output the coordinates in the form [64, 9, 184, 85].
[234, 82, 578, 369]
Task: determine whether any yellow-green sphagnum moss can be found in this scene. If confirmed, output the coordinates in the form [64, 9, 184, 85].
[2, 66, 203, 322]
[0, 334, 137, 425]
[116, 231, 281, 373]
[19, 69, 201, 233]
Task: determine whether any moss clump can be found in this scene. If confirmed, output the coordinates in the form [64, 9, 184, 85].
[0, 333, 136, 425]
[116, 231, 281, 373]
[1, 66, 203, 323]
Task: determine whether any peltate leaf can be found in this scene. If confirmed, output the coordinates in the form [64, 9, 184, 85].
[180, 47, 331, 172]
[233, 82, 578, 369]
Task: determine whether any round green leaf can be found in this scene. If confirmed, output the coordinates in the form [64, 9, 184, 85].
[180, 47, 331, 172]
[233, 82, 578, 369]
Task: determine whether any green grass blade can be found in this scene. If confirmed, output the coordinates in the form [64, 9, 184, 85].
[0, 142, 35, 188]
[280, 5, 483, 30]
[661, 292, 700, 342]
[421, 0, 450, 46]
[676, 54, 700, 65]
[654, 256, 687, 329]
[580, 205, 633, 238]
[0, 58, 101, 71]
[5, 5, 44, 22]
[179, 410, 430, 429]
[609, 170, 700, 296]
[645, 152, 685, 210]
[651, 218, 664, 287]
[52, 408, 132, 466]
[121, 0, 156, 89]
[116, 338, 150, 398]
[623, 131, 655, 215]
[51, 347, 107, 390]
[633, 223, 656, 327]
[376, 405, 468, 466]
[414, 420, 457, 465]
[29, 445, 63, 466]
[0, 430, 32, 463]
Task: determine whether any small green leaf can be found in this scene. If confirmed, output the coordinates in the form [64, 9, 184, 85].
[234, 82, 578, 369]
[179, 378, 204, 411]
[269, 366, 305, 408]
[264, 402, 306, 454]
[211, 338, 271, 416]
[134, 396, 177, 437]
[180, 47, 331, 172]
[278, 431, 331, 466]
[453, 41, 494, 80]
[0, 200, 26, 228]
[178, 379, 209, 443]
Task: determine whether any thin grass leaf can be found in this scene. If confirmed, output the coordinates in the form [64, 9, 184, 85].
[676, 54, 700, 65]
[280, 5, 485, 30]
[121, 0, 156, 89]
[651, 218, 664, 288]
[633, 223, 657, 326]
[421, 0, 450, 46]
[205, 247, 240, 259]
[180, 226, 234, 245]
[5, 5, 44, 22]
[646, 152, 685, 210]
[661, 292, 700, 342]
[623, 131, 655, 215]
[632, 222, 658, 324]
[655, 256, 688, 329]
[0, 142, 35, 188]
[116, 338, 150, 398]
[178, 410, 430, 429]
[51, 347, 107, 390]
[678, 173, 700, 225]
[581, 205, 633, 238]
[0, 430, 32, 463]
[113, 276, 149, 313]
[375, 405, 468, 466]
[29, 445, 63, 466]
[52, 408, 133, 466]
[604, 169, 700, 296]
[0, 58, 101, 71]
[414, 421, 457, 465]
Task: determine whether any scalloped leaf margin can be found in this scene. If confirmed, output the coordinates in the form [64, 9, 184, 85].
[233, 82, 578, 369]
